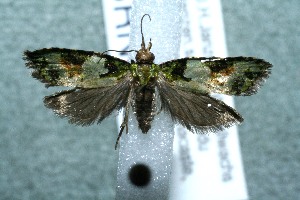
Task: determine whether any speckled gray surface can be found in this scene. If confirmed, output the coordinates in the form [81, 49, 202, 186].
[0, 1, 299, 200]
[1, 1, 117, 200]
[223, 1, 300, 199]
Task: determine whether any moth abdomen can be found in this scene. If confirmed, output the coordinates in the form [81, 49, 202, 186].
[134, 79, 156, 133]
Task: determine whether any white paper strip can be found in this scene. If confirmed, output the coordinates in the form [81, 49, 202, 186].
[102, 0, 132, 60]
[169, 0, 248, 199]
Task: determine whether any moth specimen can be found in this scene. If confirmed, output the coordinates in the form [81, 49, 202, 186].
[24, 14, 272, 149]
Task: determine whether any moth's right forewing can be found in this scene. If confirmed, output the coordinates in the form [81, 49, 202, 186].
[24, 48, 131, 88]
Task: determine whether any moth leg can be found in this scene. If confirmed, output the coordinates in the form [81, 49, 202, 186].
[115, 125, 125, 150]
[115, 107, 129, 150]
[125, 105, 130, 135]
[154, 105, 163, 115]
[115, 88, 132, 150]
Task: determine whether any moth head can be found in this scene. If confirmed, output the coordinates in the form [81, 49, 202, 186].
[135, 14, 155, 64]
[135, 40, 155, 64]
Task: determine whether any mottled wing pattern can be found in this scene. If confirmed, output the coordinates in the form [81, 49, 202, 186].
[44, 74, 132, 126]
[24, 48, 131, 88]
[156, 76, 243, 133]
[160, 57, 272, 96]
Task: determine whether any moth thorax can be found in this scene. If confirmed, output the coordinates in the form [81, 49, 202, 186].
[136, 64, 152, 85]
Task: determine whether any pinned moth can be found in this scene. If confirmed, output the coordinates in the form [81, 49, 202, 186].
[24, 14, 272, 149]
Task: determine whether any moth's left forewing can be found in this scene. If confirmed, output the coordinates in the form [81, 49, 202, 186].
[202, 57, 272, 95]
[159, 57, 272, 96]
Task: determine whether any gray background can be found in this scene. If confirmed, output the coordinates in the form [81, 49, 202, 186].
[0, 0, 299, 199]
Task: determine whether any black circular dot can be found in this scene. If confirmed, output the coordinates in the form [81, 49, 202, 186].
[129, 163, 151, 187]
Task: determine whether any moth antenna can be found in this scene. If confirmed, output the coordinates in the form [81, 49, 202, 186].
[141, 14, 151, 49]
[98, 49, 138, 63]
[101, 49, 138, 55]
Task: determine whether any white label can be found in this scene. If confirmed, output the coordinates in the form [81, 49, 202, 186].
[102, 0, 132, 60]
[170, 0, 248, 200]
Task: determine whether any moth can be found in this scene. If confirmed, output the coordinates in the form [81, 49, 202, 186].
[24, 14, 272, 149]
